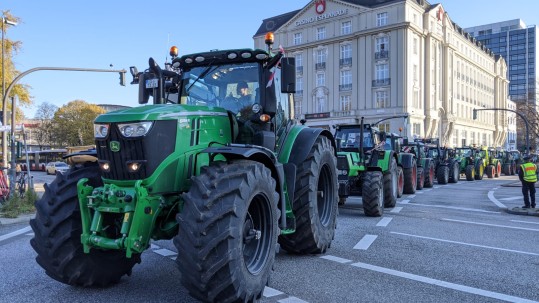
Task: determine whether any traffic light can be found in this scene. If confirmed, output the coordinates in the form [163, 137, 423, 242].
[119, 72, 126, 86]
[472, 109, 477, 120]
[16, 141, 22, 158]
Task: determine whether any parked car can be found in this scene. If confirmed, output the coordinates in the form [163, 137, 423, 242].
[45, 162, 70, 175]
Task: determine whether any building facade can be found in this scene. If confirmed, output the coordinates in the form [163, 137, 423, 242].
[254, 0, 509, 147]
[466, 19, 537, 151]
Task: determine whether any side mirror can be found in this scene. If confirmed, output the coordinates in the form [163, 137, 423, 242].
[138, 73, 150, 104]
[280, 57, 296, 93]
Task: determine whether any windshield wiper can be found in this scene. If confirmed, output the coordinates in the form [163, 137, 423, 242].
[185, 62, 218, 93]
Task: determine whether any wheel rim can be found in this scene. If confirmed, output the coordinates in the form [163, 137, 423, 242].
[243, 193, 272, 275]
[398, 170, 404, 192]
[317, 163, 333, 227]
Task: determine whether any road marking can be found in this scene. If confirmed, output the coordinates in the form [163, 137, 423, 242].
[263, 287, 284, 297]
[500, 196, 522, 201]
[350, 261, 538, 303]
[423, 189, 432, 192]
[376, 217, 393, 227]
[320, 255, 352, 264]
[390, 207, 403, 213]
[406, 203, 500, 214]
[511, 219, 539, 225]
[488, 190, 507, 209]
[278, 297, 309, 303]
[442, 218, 539, 232]
[408, 195, 416, 198]
[399, 199, 410, 204]
[0, 226, 32, 243]
[353, 235, 377, 250]
[391, 232, 539, 256]
[416, 191, 424, 194]
[434, 186, 440, 189]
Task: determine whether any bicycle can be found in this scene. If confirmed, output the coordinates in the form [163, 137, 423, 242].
[15, 171, 28, 198]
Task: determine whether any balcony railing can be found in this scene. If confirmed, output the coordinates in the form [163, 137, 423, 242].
[375, 50, 389, 59]
[339, 84, 352, 91]
[372, 78, 391, 87]
[339, 58, 352, 66]
[315, 62, 326, 70]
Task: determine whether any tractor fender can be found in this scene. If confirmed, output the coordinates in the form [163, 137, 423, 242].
[398, 153, 416, 169]
[202, 145, 287, 229]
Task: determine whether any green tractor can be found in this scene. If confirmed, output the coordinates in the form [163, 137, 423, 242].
[385, 133, 418, 195]
[455, 146, 484, 181]
[400, 139, 436, 189]
[481, 147, 502, 178]
[335, 118, 400, 216]
[497, 149, 517, 175]
[416, 138, 459, 185]
[30, 37, 339, 302]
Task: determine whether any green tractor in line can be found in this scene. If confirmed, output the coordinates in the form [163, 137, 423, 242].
[455, 146, 484, 181]
[497, 149, 517, 175]
[384, 133, 418, 194]
[30, 36, 339, 302]
[400, 139, 436, 189]
[335, 118, 399, 217]
[480, 147, 502, 178]
[416, 138, 459, 185]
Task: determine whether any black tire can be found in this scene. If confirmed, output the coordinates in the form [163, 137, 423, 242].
[437, 166, 449, 184]
[362, 171, 384, 217]
[30, 166, 140, 287]
[176, 160, 279, 302]
[486, 165, 494, 178]
[511, 162, 516, 175]
[474, 162, 484, 180]
[449, 162, 459, 183]
[403, 160, 417, 194]
[423, 161, 435, 188]
[465, 165, 475, 181]
[279, 136, 338, 254]
[416, 167, 425, 190]
[502, 163, 511, 176]
[383, 158, 398, 208]
[396, 166, 404, 198]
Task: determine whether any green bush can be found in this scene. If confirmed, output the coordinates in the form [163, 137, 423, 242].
[0, 190, 38, 218]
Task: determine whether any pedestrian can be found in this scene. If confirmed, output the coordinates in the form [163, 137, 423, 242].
[519, 155, 537, 208]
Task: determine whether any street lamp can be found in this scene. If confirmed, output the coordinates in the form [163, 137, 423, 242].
[2, 16, 17, 169]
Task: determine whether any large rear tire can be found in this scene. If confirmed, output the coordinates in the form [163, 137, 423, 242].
[396, 166, 404, 198]
[486, 165, 494, 178]
[176, 160, 280, 302]
[362, 171, 384, 217]
[279, 136, 338, 254]
[437, 166, 449, 184]
[403, 160, 417, 194]
[502, 163, 511, 176]
[423, 161, 435, 188]
[416, 167, 425, 190]
[474, 162, 484, 180]
[30, 166, 140, 287]
[448, 162, 459, 183]
[383, 158, 398, 208]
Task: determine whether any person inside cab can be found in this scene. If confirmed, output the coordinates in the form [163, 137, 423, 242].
[236, 81, 253, 109]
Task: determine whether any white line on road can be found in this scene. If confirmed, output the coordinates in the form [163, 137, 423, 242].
[263, 287, 284, 297]
[391, 232, 539, 256]
[376, 217, 393, 227]
[487, 190, 507, 209]
[399, 199, 410, 204]
[408, 195, 416, 198]
[511, 219, 539, 225]
[353, 235, 378, 250]
[442, 218, 539, 232]
[390, 207, 403, 213]
[0, 226, 32, 243]
[423, 189, 432, 192]
[278, 297, 310, 303]
[320, 255, 352, 264]
[433, 186, 440, 189]
[500, 196, 522, 201]
[406, 203, 500, 214]
[416, 191, 424, 194]
[351, 261, 538, 303]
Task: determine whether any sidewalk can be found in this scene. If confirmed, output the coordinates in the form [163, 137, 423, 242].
[499, 180, 539, 217]
[0, 181, 44, 226]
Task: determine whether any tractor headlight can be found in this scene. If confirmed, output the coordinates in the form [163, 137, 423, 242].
[94, 124, 110, 138]
[118, 122, 153, 138]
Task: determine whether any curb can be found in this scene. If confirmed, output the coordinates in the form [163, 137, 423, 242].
[0, 184, 43, 226]
[506, 207, 539, 217]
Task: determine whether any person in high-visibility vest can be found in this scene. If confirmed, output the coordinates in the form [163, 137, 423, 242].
[518, 155, 537, 208]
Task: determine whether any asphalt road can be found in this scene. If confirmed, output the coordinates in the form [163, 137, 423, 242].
[0, 174, 538, 303]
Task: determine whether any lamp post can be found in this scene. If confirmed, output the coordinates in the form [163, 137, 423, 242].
[2, 16, 17, 169]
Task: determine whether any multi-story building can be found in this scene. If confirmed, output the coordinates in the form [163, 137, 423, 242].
[254, 0, 509, 147]
[466, 19, 537, 151]
[506, 99, 517, 150]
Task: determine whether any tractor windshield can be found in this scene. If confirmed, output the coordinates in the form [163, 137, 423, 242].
[456, 148, 472, 157]
[180, 62, 260, 114]
[336, 130, 373, 149]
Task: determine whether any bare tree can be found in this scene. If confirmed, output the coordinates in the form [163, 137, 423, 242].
[34, 102, 58, 149]
[516, 101, 539, 153]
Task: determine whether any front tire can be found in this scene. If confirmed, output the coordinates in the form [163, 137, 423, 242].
[465, 165, 475, 181]
[279, 136, 338, 254]
[403, 160, 417, 194]
[449, 162, 459, 183]
[437, 166, 449, 184]
[424, 161, 435, 188]
[30, 165, 140, 287]
[362, 171, 384, 217]
[176, 160, 280, 302]
[396, 166, 404, 198]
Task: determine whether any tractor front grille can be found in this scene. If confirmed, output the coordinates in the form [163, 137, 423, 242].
[96, 120, 177, 180]
[337, 155, 349, 181]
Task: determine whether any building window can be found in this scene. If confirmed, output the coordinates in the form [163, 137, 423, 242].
[293, 32, 302, 45]
[341, 21, 351, 35]
[339, 70, 352, 91]
[375, 36, 389, 59]
[296, 77, 303, 96]
[316, 73, 325, 87]
[339, 95, 351, 111]
[316, 27, 326, 40]
[375, 90, 389, 108]
[377, 12, 388, 27]
[413, 38, 418, 55]
[295, 54, 303, 74]
[373, 63, 389, 86]
[316, 49, 327, 70]
[378, 123, 390, 133]
[294, 100, 302, 119]
[413, 123, 421, 138]
[340, 44, 352, 65]
[413, 64, 418, 81]
[316, 96, 327, 112]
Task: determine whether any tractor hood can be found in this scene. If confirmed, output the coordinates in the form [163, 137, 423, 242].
[94, 104, 229, 123]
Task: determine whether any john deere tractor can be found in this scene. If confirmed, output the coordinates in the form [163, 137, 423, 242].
[335, 118, 399, 216]
[384, 133, 417, 195]
[480, 147, 502, 178]
[30, 35, 339, 303]
[455, 146, 484, 181]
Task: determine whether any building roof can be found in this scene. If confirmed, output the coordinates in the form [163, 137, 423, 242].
[254, 0, 429, 37]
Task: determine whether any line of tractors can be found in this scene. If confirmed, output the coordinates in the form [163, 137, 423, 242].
[335, 117, 523, 217]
